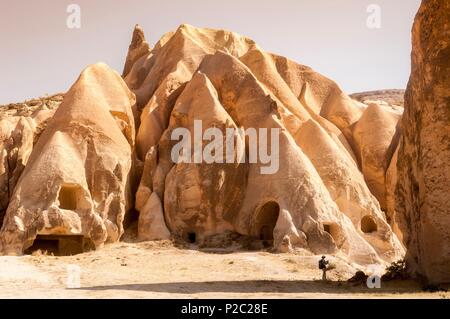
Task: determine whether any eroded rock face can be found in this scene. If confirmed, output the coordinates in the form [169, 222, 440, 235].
[297, 119, 403, 261]
[0, 63, 136, 255]
[138, 192, 170, 241]
[0, 117, 34, 227]
[352, 103, 402, 210]
[122, 24, 151, 79]
[0, 95, 63, 228]
[126, 24, 404, 265]
[162, 72, 248, 240]
[386, 144, 405, 243]
[0, 24, 408, 266]
[396, 0, 450, 284]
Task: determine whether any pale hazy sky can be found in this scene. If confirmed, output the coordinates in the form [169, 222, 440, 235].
[0, 0, 421, 104]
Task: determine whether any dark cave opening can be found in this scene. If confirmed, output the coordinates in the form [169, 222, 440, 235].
[361, 215, 378, 233]
[24, 234, 91, 256]
[58, 184, 79, 210]
[255, 201, 280, 247]
[187, 232, 197, 244]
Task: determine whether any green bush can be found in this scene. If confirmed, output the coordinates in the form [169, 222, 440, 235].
[382, 259, 408, 281]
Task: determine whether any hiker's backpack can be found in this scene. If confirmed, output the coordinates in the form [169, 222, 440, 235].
[319, 259, 326, 270]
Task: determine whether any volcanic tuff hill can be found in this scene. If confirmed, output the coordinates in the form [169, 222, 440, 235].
[0, 23, 404, 266]
[0, 2, 448, 284]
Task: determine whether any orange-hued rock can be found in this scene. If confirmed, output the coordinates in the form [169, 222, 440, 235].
[396, 0, 450, 284]
[0, 117, 34, 227]
[296, 119, 403, 262]
[352, 103, 402, 210]
[162, 71, 248, 239]
[138, 192, 170, 241]
[122, 25, 152, 78]
[125, 24, 404, 266]
[385, 144, 405, 243]
[0, 95, 63, 229]
[0, 63, 136, 255]
[0, 24, 408, 268]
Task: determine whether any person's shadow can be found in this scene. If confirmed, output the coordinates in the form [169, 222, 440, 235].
[75, 279, 423, 295]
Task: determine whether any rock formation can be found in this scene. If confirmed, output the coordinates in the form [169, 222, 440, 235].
[0, 117, 34, 227]
[125, 24, 403, 265]
[396, 0, 450, 284]
[138, 192, 170, 241]
[122, 24, 152, 79]
[350, 90, 405, 107]
[386, 144, 405, 243]
[0, 63, 136, 254]
[0, 95, 63, 228]
[0, 24, 407, 267]
[352, 103, 402, 210]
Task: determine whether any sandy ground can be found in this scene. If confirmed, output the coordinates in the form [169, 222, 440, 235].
[0, 241, 448, 299]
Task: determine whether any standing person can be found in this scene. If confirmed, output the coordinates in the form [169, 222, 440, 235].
[319, 256, 330, 281]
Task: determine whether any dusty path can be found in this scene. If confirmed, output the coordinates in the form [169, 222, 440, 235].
[0, 241, 447, 299]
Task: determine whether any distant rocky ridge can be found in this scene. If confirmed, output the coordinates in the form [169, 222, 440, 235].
[350, 90, 405, 107]
[0, 94, 64, 118]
